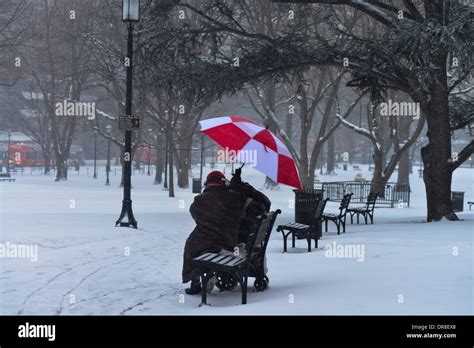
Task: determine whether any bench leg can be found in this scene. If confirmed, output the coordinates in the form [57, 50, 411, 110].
[336, 220, 340, 235]
[307, 236, 311, 252]
[281, 231, 289, 253]
[200, 273, 209, 305]
[325, 219, 328, 232]
[240, 275, 248, 305]
[292, 233, 295, 248]
[357, 214, 360, 224]
[350, 213, 354, 224]
[364, 214, 368, 224]
[369, 213, 374, 224]
[314, 237, 318, 249]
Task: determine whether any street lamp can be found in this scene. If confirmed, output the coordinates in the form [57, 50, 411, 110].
[147, 128, 152, 176]
[93, 129, 98, 179]
[116, 0, 139, 228]
[6, 130, 11, 173]
[122, 0, 139, 21]
[106, 125, 112, 186]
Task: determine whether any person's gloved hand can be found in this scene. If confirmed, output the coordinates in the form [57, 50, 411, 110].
[234, 167, 242, 178]
[230, 167, 242, 185]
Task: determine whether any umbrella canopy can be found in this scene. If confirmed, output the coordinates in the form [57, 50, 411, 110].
[199, 116, 301, 190]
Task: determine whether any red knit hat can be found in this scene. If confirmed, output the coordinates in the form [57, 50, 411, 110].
[205, 171, 227, 186]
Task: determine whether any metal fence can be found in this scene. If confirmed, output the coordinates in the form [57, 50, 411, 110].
[320, 181, 410, 207]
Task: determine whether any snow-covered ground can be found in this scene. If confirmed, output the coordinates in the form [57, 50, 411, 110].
[0, 164, 472, 315]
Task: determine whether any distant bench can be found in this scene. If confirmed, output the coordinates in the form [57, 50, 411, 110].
[353, 165, 361, 171]
[0, 173, 15, 182]
[468, 202, 473, 210]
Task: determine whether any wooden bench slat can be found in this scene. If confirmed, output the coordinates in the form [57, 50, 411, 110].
[279, 222, 309, 230]
[280, 222, 297, 227]
[323, 213, 338, 218]
[218, 255, 235, 265]
[225, 257, 245, 266]
[210, 254, 228, 263]
[348, 207, 365, 212]
[292, 224, 309, 229]
[194, 253, 213, 261]
[201, 253, 219, 262]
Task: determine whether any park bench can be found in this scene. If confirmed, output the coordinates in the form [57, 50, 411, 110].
[353, 165, 361, 171]
[347, 192, 378, 224]
[468, 201, 473, 210]
[322, 193, 353, 235]
[0, 173, 15, 182]
[191, 209, 281, 305]
[277, 198, 328, 252]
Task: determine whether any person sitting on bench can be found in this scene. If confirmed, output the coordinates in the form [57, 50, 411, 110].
[182, 171, 247, 295]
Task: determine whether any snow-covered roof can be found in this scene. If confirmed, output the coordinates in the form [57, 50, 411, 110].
[0, 132, 34, 143]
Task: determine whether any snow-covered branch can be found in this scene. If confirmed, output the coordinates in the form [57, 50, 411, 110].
[335, 107, 371, 138]
[95, 108, 116, 121]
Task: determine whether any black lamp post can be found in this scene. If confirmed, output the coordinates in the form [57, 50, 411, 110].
[147, 128, 152, 176]
[106, 124, 112, 186]
[93, 129, 97, 179]
[6, 130, 11, 173]
[199, 134, 204, 186]
[116, 0, 139, 228]
[163, 111, 169, 190]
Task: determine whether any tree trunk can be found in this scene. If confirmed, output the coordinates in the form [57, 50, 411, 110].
[263, 112, 280, 190]
[177, 155, 189, 188]
[326, 133, 335, 175]
[154, 148, 164, 185]
[169, 143, 175, 197]
[285, 113, 292, 141]
[420, 54, 457, 221]
[371, 151, 385, 197]
[396, 116, 411, 187]
[397, 149, 410, 187]
[299, 128, 313, 189]
[299, 162, 311, 189]
[119, 149, 124, 187]
[300, 163, 317, 189]
[44, 152, 51, 174]
[54, 154, 67, 181]
[348, 132, 354, 165]
[176, 139, 191, 188]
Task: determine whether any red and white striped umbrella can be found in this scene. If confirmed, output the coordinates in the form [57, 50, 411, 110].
[199, 116, 301, 190]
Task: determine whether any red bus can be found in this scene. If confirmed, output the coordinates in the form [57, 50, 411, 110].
[0, 144, 84, 167]
[0, 144, 45, 167]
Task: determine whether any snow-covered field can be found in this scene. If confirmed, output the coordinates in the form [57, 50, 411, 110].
[0, 164, 472, 315]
